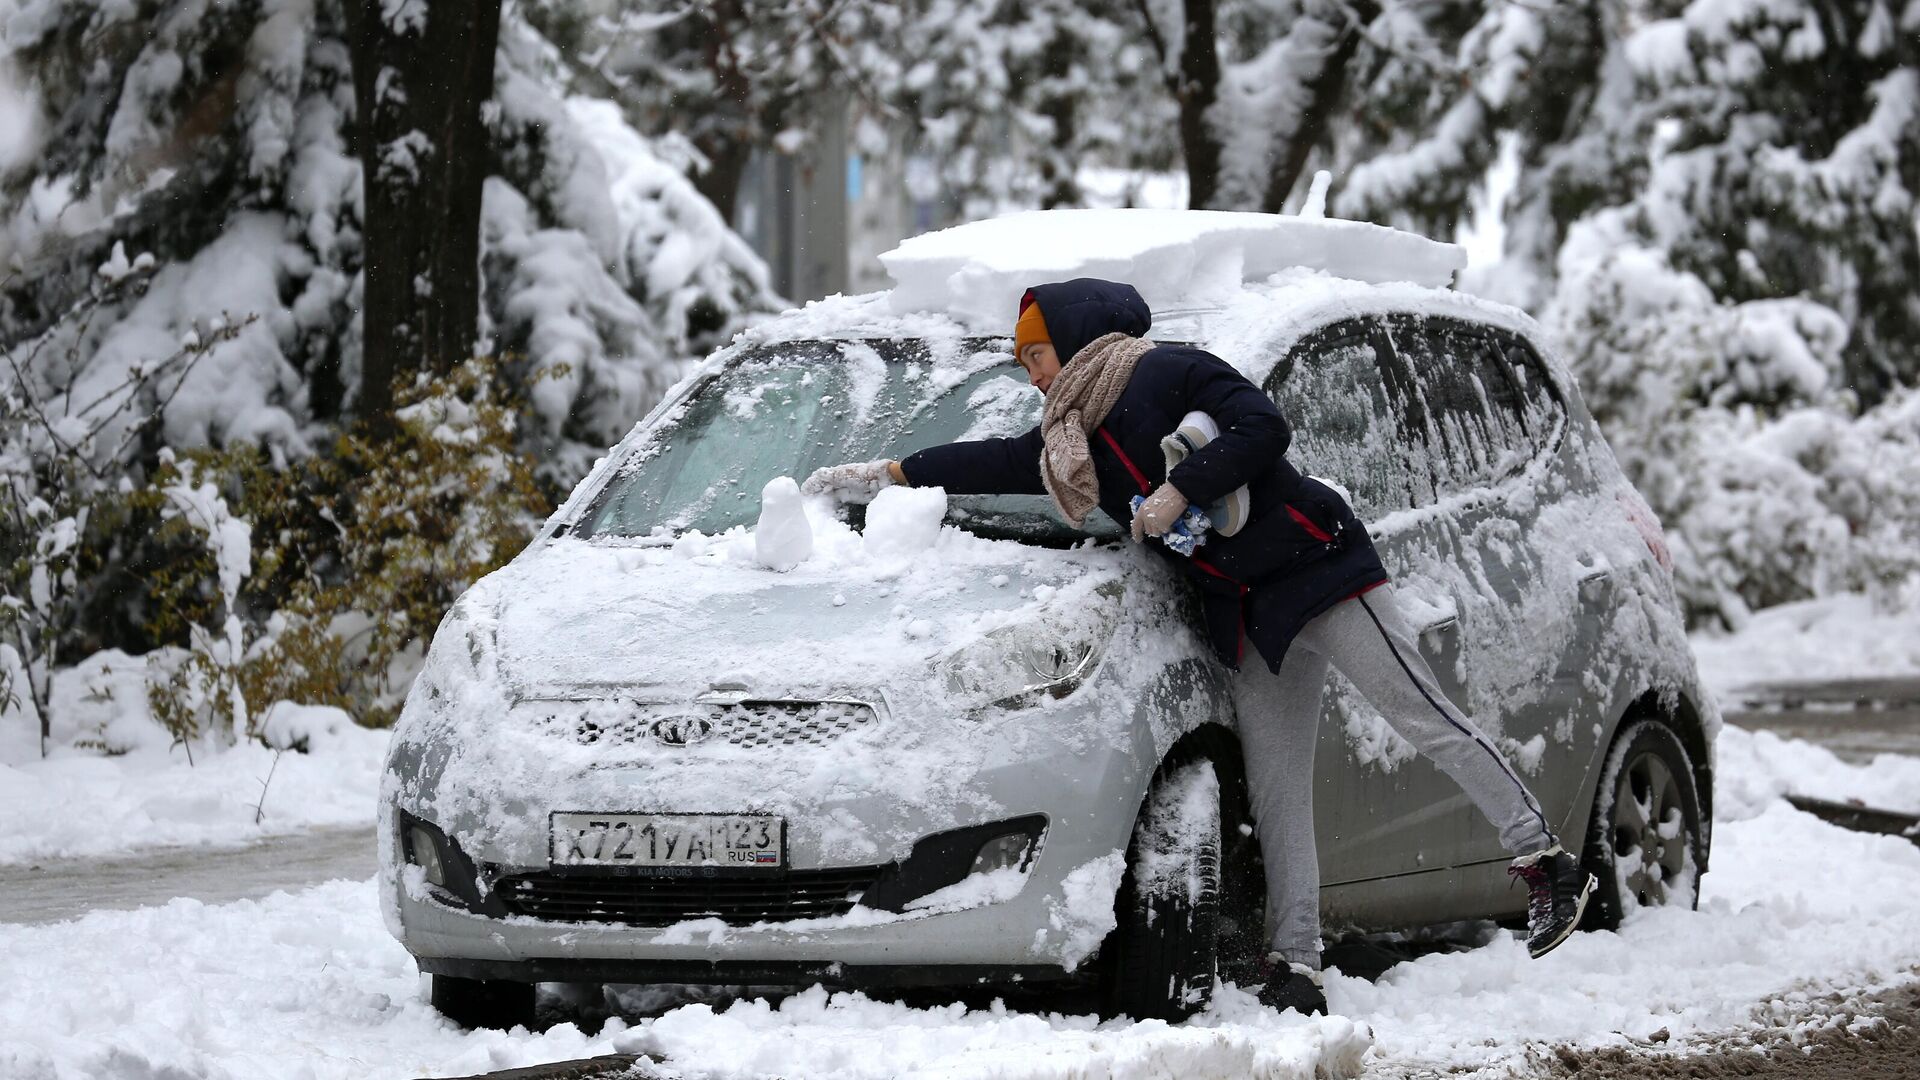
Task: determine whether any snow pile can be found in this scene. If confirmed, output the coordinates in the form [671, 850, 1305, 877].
[860, 485, 948, 561]
[620, 988, 1369, 1079]
[880, 209, 1467, 328]
[1342, 798, 1920, 1072]
[1714, 724, 1920, 818]
[0, 651, 386, 866]
[0, 879, 1368, 1079]
[1690, 590, 1920, 698]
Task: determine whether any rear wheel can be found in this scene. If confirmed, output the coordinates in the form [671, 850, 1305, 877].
[1103, 759, 1224, 1021]
[430, 974, 536, 1030]
[1580, 720, 1705, 930]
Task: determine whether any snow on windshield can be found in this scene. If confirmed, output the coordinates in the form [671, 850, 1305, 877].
[575, 338, 1053, 539]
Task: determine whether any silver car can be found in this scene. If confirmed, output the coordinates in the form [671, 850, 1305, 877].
[379, 282, 1714, 1029]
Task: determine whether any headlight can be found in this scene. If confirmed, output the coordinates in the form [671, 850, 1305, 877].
[406, 823, 448, 888]
[971, 831, 1037, 875]
[411, 602, 501, 710]
[941, 581, 1123, 713]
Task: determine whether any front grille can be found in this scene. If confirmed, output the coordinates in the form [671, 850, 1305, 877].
[539, 700, 878, 750]
[499, 866, 885, 925]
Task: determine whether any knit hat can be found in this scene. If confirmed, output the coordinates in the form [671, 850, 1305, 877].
[1014, 291, 1051, 357]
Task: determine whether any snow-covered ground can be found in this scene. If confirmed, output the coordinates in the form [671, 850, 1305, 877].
[0, 652, 387, 866]
[1689, 591, 1920, 700]
[1, 783, 1913, 1079]
[4, 716, 1918, 1078]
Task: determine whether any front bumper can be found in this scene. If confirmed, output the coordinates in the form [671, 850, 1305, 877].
[381, 722, 1156, 982]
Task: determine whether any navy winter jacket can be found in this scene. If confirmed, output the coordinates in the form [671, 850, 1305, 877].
[900, 278, 1388, 672]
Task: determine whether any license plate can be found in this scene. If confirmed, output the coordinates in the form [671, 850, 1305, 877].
[549, 812, 784, 868]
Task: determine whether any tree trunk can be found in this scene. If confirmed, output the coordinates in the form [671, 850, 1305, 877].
[1176, 0, 1223, 209]
[691, 134, 753, 227]
[1137, 0, 1222, 209]
[347, 0, 503, 424]
[1038, 30, 1082, 209]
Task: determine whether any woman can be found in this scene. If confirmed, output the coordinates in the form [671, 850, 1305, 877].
[803, 278, 1593, 1015]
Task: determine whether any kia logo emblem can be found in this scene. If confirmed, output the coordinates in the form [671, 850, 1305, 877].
[651, 715, 716, 747]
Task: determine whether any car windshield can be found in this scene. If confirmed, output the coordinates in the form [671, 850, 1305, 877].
[575, 338, 1125, 544]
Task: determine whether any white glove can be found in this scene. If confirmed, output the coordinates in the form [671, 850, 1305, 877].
[1130, 483, 1189, 542]
[801, 460, 897, 503]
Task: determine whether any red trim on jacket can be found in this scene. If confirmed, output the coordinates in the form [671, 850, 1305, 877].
[1097, 427, 1151, 494]
[1285, 503, 1332, 542]
[1342, 578, 1388, 602]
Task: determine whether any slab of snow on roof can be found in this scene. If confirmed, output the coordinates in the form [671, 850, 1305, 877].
[880, 209, 1467, 329]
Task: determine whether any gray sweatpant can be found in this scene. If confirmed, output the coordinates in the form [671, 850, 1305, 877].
[1232, 584, 1557, 967]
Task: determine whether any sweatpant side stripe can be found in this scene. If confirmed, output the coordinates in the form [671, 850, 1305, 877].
[1357, 595, 1557, 850]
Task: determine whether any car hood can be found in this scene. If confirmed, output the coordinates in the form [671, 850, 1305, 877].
[474, 531, 1138, 701]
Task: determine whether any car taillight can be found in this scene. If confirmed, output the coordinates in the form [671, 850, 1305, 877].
[1618, 492, 1672, 571]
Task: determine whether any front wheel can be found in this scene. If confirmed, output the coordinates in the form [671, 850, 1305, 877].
[430, 974, 535, 1030]
[1580, 720, 1705, 930]
[1102, 759, 1224, 1022]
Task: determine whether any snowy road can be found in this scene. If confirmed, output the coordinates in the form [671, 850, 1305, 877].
[0, 824, 373, 926]
[1722, 676, 1920, 764]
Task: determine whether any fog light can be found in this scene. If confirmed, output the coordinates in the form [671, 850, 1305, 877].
[407, 824, 447, 888]
[970, 832, 1034, 875]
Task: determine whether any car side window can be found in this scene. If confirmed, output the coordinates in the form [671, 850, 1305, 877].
[1266, 319, 1429, 517]
[1378, 316, 1563, 498]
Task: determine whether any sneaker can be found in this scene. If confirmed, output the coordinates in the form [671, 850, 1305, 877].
[1508, 844, 1596, 958]
[1255, 953, 1327, 1015]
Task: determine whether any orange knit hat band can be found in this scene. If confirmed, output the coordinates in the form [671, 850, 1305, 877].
[1014, 295, 1051, 356]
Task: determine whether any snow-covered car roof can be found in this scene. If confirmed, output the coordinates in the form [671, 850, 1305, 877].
[879, 207, 1469, 328]
[548, 211, 1564, 533]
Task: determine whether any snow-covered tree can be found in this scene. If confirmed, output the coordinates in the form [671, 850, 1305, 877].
[0, 0, 780, 732]
[0, 0, 777, 457]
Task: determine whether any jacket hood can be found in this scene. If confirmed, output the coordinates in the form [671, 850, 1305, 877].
[1027, 278, 1152, 365]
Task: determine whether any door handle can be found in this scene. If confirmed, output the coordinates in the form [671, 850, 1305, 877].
[1578, 565, 1616, 600]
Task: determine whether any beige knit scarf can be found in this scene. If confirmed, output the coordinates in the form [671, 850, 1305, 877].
[1040, 332, 1157, 526]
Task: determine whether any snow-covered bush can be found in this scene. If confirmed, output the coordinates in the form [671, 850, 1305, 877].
[1554, 225, 1920, 625]
[241, 356, 547, 726]
[1, 260, 248, 751]
[141, 450, 253, 747]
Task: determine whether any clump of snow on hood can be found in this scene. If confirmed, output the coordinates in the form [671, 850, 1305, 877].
[754, 476, 814, 572]
[860, 485, 947, 560]
[880, 208, 1467, 329]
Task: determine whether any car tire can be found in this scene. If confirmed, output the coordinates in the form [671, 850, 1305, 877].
[430, 974, 536, 1030]
[1103, 758, 1223, 1022]
[1579, 719, 1705, 931]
